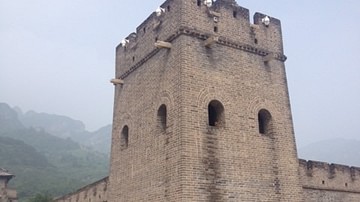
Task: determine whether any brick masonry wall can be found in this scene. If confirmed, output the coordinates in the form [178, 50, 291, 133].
[109, 0, 303, 201]
[299, 159, 360, 202]
[1, 177, 17, 202]
[52, 159, 360, 202]
[109, 0, 183, 200]
[0, 179, 5, 199]
[178, 1, 303, 201]
[54, 177, 108, 202]
[53, 1, 360, 201]
[115, 0, 180, 78]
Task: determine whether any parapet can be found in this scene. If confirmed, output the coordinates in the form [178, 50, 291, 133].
[115, 0, 285, 79]
[299, 159, 360, 193]
[115, 0, 179, 78]
[54, 177, 109, 202]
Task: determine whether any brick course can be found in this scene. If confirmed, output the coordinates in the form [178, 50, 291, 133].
[110, 0, 303, 201]
[55, 0, 360, 201]
[54, 177, 108, 202]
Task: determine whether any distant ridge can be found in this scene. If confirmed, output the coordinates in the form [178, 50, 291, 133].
[13, 104, 111, 154]
[0, 102, 109, 201]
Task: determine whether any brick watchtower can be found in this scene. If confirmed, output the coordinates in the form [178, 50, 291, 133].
[109, 0, 304, 201]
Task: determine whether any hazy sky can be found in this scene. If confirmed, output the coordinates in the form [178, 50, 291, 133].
[1, 0, 359, 147]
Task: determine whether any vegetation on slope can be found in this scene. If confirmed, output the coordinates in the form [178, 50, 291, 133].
[0, 103, 109, 202]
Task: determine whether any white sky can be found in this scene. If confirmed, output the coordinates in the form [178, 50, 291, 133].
[0, 0, 359, 147]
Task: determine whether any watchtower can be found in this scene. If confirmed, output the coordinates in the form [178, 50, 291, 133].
[109, 0, 303, 201]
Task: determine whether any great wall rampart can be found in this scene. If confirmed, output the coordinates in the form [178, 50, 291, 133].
[54, 177, 108, 202]
[115, 0, 285, 79]
[300, 159, 360, 195]
[54, 0, 360, 201]
[54, 160, 360, 201]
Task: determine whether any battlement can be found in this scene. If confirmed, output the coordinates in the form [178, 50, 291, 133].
[115, 0, 285, 79]
[54, 177, 109, 202]
[109, 1, 305, 200]
[299, 159, 360, 193]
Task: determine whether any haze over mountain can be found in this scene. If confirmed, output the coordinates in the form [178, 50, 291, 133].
[15, 105, 111, 154]
[0, 103, 109, 201]
[18, 109, 87, 139]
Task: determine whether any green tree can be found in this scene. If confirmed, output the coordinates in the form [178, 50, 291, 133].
[27, 193, 53, 202]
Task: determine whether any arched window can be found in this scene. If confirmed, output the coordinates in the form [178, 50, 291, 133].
[233, 10, 238, 18]
[258, 109, 272, 135]
[157, 104, 167, 130]
[121, 125, 129, 149]
[208, 100, 225, 127]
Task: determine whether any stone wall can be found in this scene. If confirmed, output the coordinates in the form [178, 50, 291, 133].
[54, 177, 108, 202]
[299, 159, 360, 202]
[54, 159, 360, 202]
[54, 0, 360, 201]
[109, 0, 303, 201]
[0, 173, 17, 202]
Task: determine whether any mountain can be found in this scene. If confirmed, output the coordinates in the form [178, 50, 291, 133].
[0, 136, 67, 199]
[17, 109, 88, 139]
[15, 107, 111, 154]
[77, 124, 112, 154]
[0, 136, 49, 168]
[0, 103, 25, 132]
[0, 103, 109, 201]
[298, 138, 360, 167]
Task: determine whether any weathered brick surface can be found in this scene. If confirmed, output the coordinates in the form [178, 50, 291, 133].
[109, 0, 303, 201]
[55, 0, 360, 202]
[299, 160, 360, 201]
[54, 177, 108, 202]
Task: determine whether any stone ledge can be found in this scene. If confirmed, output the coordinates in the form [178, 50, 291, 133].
[303, 185, 360, 194]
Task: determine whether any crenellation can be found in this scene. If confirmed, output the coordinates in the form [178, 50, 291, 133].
[300, 159, 360, 194]
[208, 0, 250, 21]
[181, 0, 253, 46]
[329, 163, 336, 179]
[111, 1, 304, 201]
[127, 32, 137, 43]
[253, 12, 282, 27]
[56, 1, 360, 201]
[253, 12, 284, 53]
[351, 167, 359, 181]
[54, 177, 108, 202]
[116, 0, 181, 78]
[115, 0, 286, 80]
[136, 0, 175, 33]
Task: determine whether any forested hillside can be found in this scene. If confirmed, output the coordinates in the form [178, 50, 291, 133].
[0, 103, 109, 202]
[16, 108, 111, 154]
